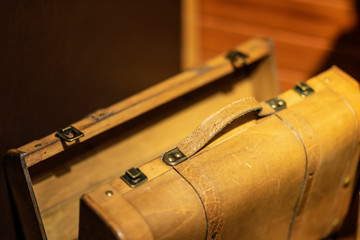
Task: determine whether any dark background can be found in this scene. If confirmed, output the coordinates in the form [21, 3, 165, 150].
[0, 1, 180, 238]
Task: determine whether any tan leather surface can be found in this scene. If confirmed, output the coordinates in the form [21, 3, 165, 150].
[175, 115, 306, 240]
[121, 170, 206, 240]
[173, 68, 360, 239]
[81, 67, 360, 240]
[275, 109, 321, 239]
[287, 73, 360, 239]
[82, 184, 154, 240]
[177, 97, 274, 158]
[82, 169, 207, 240]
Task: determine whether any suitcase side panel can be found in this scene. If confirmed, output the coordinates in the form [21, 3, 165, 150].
[175, 115, 306, 240]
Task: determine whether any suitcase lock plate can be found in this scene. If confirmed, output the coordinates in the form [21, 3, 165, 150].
[226, 50, 249, 69]
[121, 168, 147, 188]
[56, 126, 84, 142]
[294, 82, 314, 97]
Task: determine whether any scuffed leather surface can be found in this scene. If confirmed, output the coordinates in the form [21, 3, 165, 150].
[177, 97, 274, 158]
[175, 161, 223, 240]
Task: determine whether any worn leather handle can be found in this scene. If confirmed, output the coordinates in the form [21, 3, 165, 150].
[163, 97, 275, 165]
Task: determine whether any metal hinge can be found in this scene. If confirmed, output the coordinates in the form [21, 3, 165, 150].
[121, 167, 147, 188]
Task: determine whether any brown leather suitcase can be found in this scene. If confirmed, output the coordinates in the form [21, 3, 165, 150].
[78, 67, 360, 240]
[3, 38, 279, 240]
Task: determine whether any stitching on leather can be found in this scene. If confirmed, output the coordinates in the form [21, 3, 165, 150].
[175, 161, 223, 240]
[322, 87, 360, 235]
[172, 166, 209, 239]
[275, 113, 308, 240]
[178, 97, 262, 158]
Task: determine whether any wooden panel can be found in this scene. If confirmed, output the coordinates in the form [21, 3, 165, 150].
[0, 1, 181, 239]
[198, 0, 359, 90]
[200, 0, 356, 38]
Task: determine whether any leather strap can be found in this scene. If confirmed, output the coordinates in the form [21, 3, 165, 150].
[176, 97, 275, 158]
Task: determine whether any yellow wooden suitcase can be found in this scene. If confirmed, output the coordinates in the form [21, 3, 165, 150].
[78, 67, 360, 240]
[3, 38, 279, 239]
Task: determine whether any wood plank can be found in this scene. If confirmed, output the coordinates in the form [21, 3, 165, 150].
[200, 0, 356, 38]
[200, 24, 330, 73]
[181, 0, 200, 69]
[203, 49, 308, 91]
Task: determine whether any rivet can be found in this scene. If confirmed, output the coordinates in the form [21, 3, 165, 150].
[105, 190, 113, 197]
[234, 56, 245, 68]
[332, 218, 340, 229]
[343, 177, 351, 188]
[167, 156, 174, 162]
[278, 101, 284, 106]
[174, 152, 182, 158]
[271, 104, 276, 108]
[325, 77, 331, 83]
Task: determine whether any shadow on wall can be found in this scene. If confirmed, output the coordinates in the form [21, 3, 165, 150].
[315, 1, 360, 81]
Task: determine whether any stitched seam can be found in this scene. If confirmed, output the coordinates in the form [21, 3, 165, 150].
[172, 166, 209, 240]
[275, 114, 308, 240]
[322, 87, 360, 235]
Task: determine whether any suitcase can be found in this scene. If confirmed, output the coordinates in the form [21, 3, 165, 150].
[78, 67, 360, 240]
[3, 38, 279, 240]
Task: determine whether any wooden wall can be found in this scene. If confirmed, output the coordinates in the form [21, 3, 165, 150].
[197, 0, 359, 91]
[0, 1, 181, 239]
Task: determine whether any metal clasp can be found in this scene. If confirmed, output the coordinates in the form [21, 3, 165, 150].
[226, 50, 249, 69]
[266, 98, 286, 111]
[294, 82, 314, 97]
[163, 147, 187, 166]
[56, 126, 84, 142]
[121, 168, 147, 188]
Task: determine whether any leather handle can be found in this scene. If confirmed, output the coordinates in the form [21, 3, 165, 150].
[163, 97, 275, 165]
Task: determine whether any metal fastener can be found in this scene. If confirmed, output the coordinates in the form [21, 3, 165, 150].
[121, 167, 148, 188]
[163, 147, 188, 166]
[332, 218, 340, 230]
[105, 190, 113, 197]
[294, 82, 314, 97]
[55, 126, 84, 142]
[225, 50, 249, 69]
[266, 98, 287, 111]
[343, 177, 351, 188]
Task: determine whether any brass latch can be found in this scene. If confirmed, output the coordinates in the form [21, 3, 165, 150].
[56, 126, 84, 142]
[294, 82, 314, 97]
[121, 168, 147, 188]
[226, 50, 249, 69]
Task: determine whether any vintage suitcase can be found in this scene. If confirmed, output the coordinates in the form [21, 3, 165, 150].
[78, 67, 360, 240]
[3, 38, 279, 240]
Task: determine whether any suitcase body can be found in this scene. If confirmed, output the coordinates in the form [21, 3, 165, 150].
[3, 38, 279, 239]
[79, 67, 360, 240]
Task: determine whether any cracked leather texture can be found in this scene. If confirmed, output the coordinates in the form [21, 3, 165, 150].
[177, 97, 274, 158]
